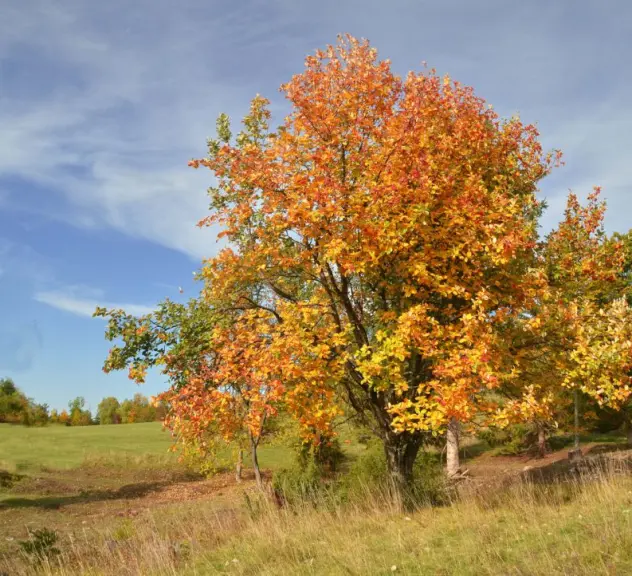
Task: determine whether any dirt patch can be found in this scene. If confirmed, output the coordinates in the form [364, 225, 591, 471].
[10, 476, 77, 495]
[458, 442, 632, 496]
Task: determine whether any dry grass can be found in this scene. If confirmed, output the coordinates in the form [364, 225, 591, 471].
[4, 456, 632, 575]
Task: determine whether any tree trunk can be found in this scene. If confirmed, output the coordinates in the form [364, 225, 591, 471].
[568, 389, 583, 462]
[235, 449, 243, 483]
[383, 433, 423, 511]
[446, 418, 460, 477]
[573, 389, 580, 450]
[537, 423, 546, 459]
[250, 433, 263, 488]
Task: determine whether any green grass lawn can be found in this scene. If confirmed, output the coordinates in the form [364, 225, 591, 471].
[0, 421, 306, 477]
[0, 421, 364, 474]
[0, 422, 176, 472]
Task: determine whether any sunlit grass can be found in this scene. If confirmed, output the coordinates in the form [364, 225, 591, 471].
[2, 459, 632, 575]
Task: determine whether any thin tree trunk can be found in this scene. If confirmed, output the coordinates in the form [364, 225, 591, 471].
[574, 389, 580, 450]
[446, 417, 460, 477]
[384, 434, 422, 511]
[537, 422, 546, 459]
[235, 448, 243, 483]
[250, 433, 263, 488]
[568, 389, 583, 462]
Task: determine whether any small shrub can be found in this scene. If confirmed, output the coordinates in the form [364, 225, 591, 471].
[18, 528, 60, 564]
[413, 451, 454, 506]
[176, 439, 230, 478]
[356, 433, 372, 446]
[341, 439, 388, 492]
[272, 432, 347, 507]
[0, 469, 23, 488]
[479, 424, 531, 455]
[272, 460, 325, 507]
[112, 519, 135, 541]
[297, 437, 346, 474]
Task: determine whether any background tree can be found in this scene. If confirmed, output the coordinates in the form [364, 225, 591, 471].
[68, 397, 92, 426]
[97, 397, 121, 424]
[0, 378, 27, 423]
[493, 192, 632, 457]
[24, 401, 49, 427]
[117, 398, 135, 423]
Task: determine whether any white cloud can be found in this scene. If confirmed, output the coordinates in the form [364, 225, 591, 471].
[34, 288, 154, 318]
[0, 0, 310, 260]
[1, 0, 630, 264]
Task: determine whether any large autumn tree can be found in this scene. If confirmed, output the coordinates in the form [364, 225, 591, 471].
[184, 34, 561, 500]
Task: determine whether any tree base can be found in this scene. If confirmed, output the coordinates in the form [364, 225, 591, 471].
[568, 448, 583, 462]
[447, 468, 470, 482]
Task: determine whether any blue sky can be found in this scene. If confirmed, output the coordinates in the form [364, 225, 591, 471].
[1, 0, 631, 413]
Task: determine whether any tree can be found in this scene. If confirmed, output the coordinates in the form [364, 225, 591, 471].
[0, 378, 29, 424]
[58, 410, 70, 425]
[25, 401, 49, 426]
[68, 397, 92, 426]
[97, 397, 121, 424]
[186, 35, 560, 504]
[117, 399, 134, 423]
[492, 192, 632, 457]
[96, 298, 284, 486]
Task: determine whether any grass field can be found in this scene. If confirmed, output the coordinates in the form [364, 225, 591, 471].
[0, 422, 175, 472]
[2, 422, 632, 575]
[0, 422, 300, 474]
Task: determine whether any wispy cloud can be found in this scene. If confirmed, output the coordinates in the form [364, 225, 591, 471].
[0, 0, 630, 265]
[0, 0, 314, 260]
[34, 287, 154, 318]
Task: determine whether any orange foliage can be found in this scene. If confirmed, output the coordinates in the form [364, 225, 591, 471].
[189, 34, 559, 449]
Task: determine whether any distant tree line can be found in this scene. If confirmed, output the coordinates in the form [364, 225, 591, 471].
[95, 393, 167, 424]
[0, 378, 50, 426]
[0, 378, 166, 427]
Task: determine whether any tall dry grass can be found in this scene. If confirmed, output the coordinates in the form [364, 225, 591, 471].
[4, 455, 632, 575]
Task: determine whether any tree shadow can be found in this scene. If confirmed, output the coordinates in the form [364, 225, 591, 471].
[520, 448, 632, 486]
[0, 480, 174, 510]
[585, 442, 630, 456]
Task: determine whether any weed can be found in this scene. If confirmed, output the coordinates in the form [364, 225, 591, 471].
[18, 528, 60, 564]
[112, 518, 135, 541]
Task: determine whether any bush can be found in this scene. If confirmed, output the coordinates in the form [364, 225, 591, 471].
[271, 427, 348, 508]
[18, 528, 60, 564]
[340, 440, 452, 507]
[478, 424, 531, 455]
[272, 460, 326, 507]
[297, 437, 346, 474]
